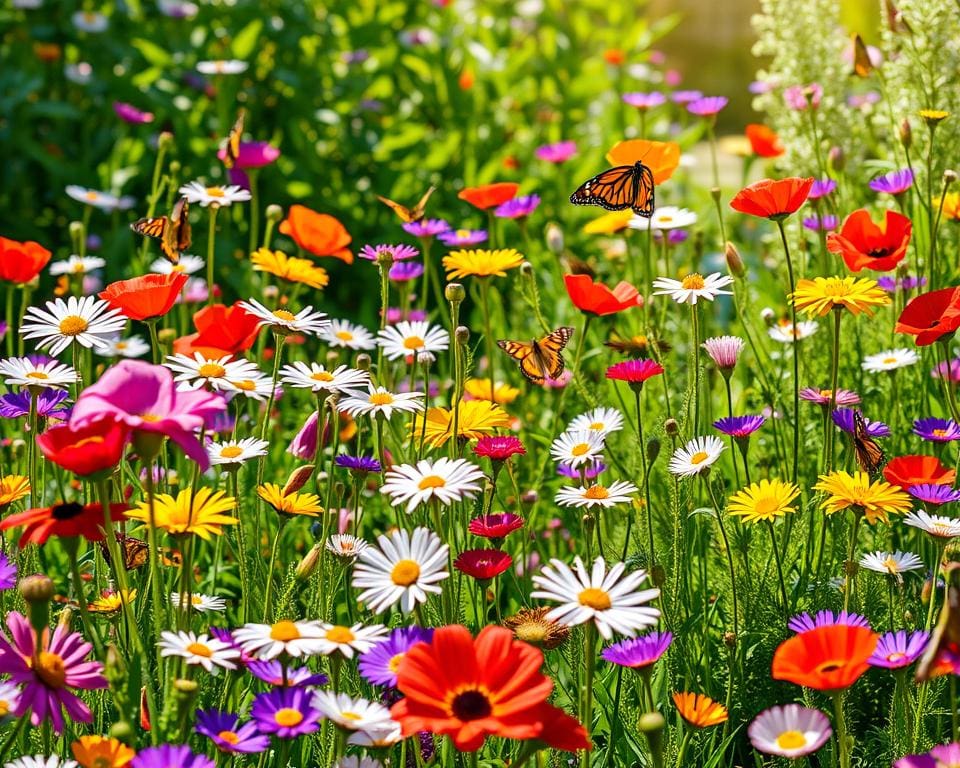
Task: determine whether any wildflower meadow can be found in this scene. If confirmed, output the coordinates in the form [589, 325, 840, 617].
[3, 1, 960, 767]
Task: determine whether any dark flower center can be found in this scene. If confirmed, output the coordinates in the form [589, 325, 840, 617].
[51, 502, 84, 520]
[867, 248, 893, 258]
[451, 689, 492, 721]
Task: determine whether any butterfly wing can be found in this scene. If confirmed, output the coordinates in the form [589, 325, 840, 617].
[570, 165, 637, 212]
[497, 339, 544, 385]
[223, 110, 245, 169]
[411, 186, 436, 221]
[376, 194, 415, 223]
[630, 162, 655, 217]
[852, 34, 873, 78]
[852, 410, 885, 474]
[159, 198, 189, 264]
[537, 326, 575, 379]
[130, 215, 168, 240]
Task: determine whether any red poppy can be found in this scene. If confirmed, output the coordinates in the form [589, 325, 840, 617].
[883, 454, 957, 489]
[603, 48, 626, 66]
[279, 205, 353, 263]
[772, 624, 878, 691]
[564, 274, 643, 316]
[36, 419, 129, 478]
[745, 124, 785, 158]
[895, 287, 960, 346]
[826, 209, 912, 272]
[458, 183, 519, 210]
[0, 500, 129, 546]
[529, 702, 590, 751]
[173, 302, 261, 358]
[454, 549, 513, 580]
[729, 177, 814, 220]
[391, 624, 587, 752]
[0, 236, 52, 285]
[99, 272, 188, 321]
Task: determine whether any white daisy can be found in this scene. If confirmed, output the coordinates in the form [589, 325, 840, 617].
[903, 510, 960, 540]
[232, 619, 327, 660]
[219, 374, 276, 401]
[668, 435, 725, 477]
[380, 457, 485, 513]
[347, 725, 402, 748]
[352, 527, 449, 614]
[747, 705, 832, 759]
[628, 206, 698, 231]
[197, 59, 248, 75]
[859, 550, 925, 577]
[178, 180, 252, 208]
[326, 534, 369, 560]
[239, 298, 330, 337]
[321, 319, 377, 351]
[93, 336, 150, 359]
[314, 622, 388, 658]
[5, 758, 78, 768]
[555, 480, 639, 509]
[169, 592, 228, 612]
[150, 254, 205, 275]
[338, 385, 424, 420]
[157, 630, 240, 673]
[0, 357, 79, 389]
[652, 272, 734, 305]
[280, 362, 370, 395]
[550, 430, 605, 469]
[311, 691, 395, 732]
[377, 321, 450, 361]
[862, 348, 920, 373]
[20, 296, 125, 356]
[531, 556, 661, 640]
[71, 10, 108, 31]
[64, 62, 93, 85]
[207, 437, 269, 467]
[768, 319, 819, 343]
[165, 352, 262, 392]
[568, 407, 624, 437]
[65, 185, 120, 211]
[12, 0, 44, 8]
[0, 680, 21, 719]
[48, 255, 105, 276]
[335, 757, 384, 768]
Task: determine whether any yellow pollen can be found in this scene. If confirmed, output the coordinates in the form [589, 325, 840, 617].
[115, 342, 127, 350]
[391, 559, 421, 586]
[220, 446, 243, 459]
[139, 413, 162, 423]
[232, 379, 256, 391]
[198, 363, 227, 378]
[754, 497, 780, 516]
[72, 263, 85, 274]
[883, 357, 897, 365]
[205, 187, 226, 197]
[26, 371, 49, 380]
[418, 475, 446, 490]
[819, 389, 833, 398]
[58, 315, 89, 336]
[191, 594, 204, 604]
[882, 556, 900, 572]
[584, 485, 610, 500]
[33, 651, 67, 689]
[335, 330, 354, 341]
[589, 422, 605, 430]
[934, 429, 948, 438]
[659, 215, 673, 222]
[388, 653, 405, 673]
[570, 442, 591, 457]
[775, 731, 807, 750]
[689, 451, 709, 465]
[84, 190, 99, 201]
[402, 335, 425, 349]
[340, 711, 363, 721]
[887, 652, 906, 663]
[274, 708, 304, 728]
[172, 265, 186, 273]
[325, 625, 356, 644]
[578, 587, 612, 610]
[0, 702, 7, 717]
[272, 309, 296, 322]
[311, 372, 335, 382]
[368, 392, 394, 406]
[269, 620, 301, 642]
[681, 273, 706, 290]
[217, 731, 240, 745]
[456, 229, 470, 237]
[186, 642, 213, 658]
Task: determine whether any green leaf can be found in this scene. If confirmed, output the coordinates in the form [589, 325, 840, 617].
[131, 37, 172, 67]
[231, 19, 263, 61]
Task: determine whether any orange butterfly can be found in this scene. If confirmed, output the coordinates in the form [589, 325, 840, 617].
[851, 34, 873, 78]
[497, 327, 575, 385]
[570, 162, 655, 217]
[377, 186, 436, 223]
[852, 410, 885, 475]
[130, 197, 191, 264]
[222, 109, 245, 169]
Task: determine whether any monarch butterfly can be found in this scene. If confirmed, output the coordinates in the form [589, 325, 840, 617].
[570, 162, 655, 217]
[852, 410, 885, 475]
[851, 34, 873, 78]
[100, 533, 182, 570]
[376, 186, 436, 223]
[497, 327, 575, 385]
[130, 197, 191, 264]
[222, 109, 245, 169]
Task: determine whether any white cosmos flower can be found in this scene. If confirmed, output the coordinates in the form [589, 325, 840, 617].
[48, 255, 105, 276]
[197, 59, 248, 75]
[352, 527, 449, 614]
[768, 319, 819, 343]
[338, 385, 424, 419]
[219, 373, 276, 401]
[862, 348, 920, 373]
[20, 296, 125, 356]
[628, 206, 698, 231]
[94, 336, 150, 359]
[239, 298, 330, 336]
[321, 319, 377, 351]
[72, 10, 108, 31]
[311, 691, 395, 732]
[280, 362, 369, 395]
[65, 185, 120, 211]
[555, 480, 639, 509]
[157, 630, 240, 673]
[233, 619, 328, 660]
[568, 407, 624, 437]
[550, 429, 605, 469]
[859, 550, 924, 577]
[377, 321, 450, 361]
[169, 592, 227, 612]
[652, 272, 734, 304]
[150, 254, 205, 275]
[347, 722, 402, 747]
[380, 458, 485, 513]
[903, 510, 960, 539]
[314, 623, 388, 658]
[0, 356, 79, 389]
[207, 437, 269, 467]
[531, 556, 661, 640]
[178, 180, 251, 207]
[326, 534, 369, 560]
[747, 704, 832, 759]
[668, 435, 725, 477]
[165, 352, 262, 392]
[335, 757, 385, 768]
[5, 757, 78, 768]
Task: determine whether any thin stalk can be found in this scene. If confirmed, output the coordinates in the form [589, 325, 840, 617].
[206, 205, 220, 307]
[776, 218, 801, 485]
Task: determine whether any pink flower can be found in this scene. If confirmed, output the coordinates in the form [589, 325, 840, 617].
[702, 335, 745, 371]
[70, 360, 226, 470]
[534, 140, 577, 164]
[288, 410, 318, 460]
[784, 84, 823, 111]
[0, 611, 107, 733]
[217, 141, 281, 169]
[113, 102, 154, 124]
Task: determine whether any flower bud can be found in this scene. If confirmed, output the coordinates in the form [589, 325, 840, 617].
[725, 241, 745, 279]
[519, 261, 534, 277]
[723, 630, 737, 648]
[168, 160, 181, 175]
[521, 489, 538, 506]
[664, 418, 679, 437]
[900, 119, 912, 149]
[265, 204, 284, 223]
[445, 283, 466, 303]
[638, 711, 665, 766]
[761, 307, 776, 325]
[21, 574, 55, 634]
[69, 221, 84, 239]
[828, 146, 845, 172]
[455, 325, 470, 345]
[263, 284, 279, 299]
[646, 438, 661, 463]
[581, 513, 595, 536]
[157, 327, 176, 344]
[157, 131, 175, 152]
[545, 223, 564, 254]
[9, 439, 25, 459]
[710, 186, 722, 202]
[355, 353, 371, 371]
[651, 564, 666, 587]
[944, 169, 958, 187]
[283, 465, 315, 496]
[109, 720, 136, 745]
[296, 543, 324, 581]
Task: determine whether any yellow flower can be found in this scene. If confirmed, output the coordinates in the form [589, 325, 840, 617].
[919, 109, 950, 125]
[813, 470, 911, 524]
[409, 400, 511, 447]
[935, 192, 960, 222]
[464, 378, 520, 404]
[718, 135, 752, 158]
[583, 209, 634, 234]
[0, 475, 30, 509]
[251, 248, 329, 289]
[673, 692, 728, 729]
[71, 735, 135, 768]
[442, 248, 524, 279]
[258, 483, 324, 517]
[790, 276, 890, 317]
[128, 487, 237, 540]
[727, 479, 800, 524]
[89, 589, 136, 614]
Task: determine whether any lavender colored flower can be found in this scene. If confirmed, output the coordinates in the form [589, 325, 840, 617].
[132, 745, 215, 768]
[713, 415, 765, 438]
[389, 261, 424, 282]
[895, 744, 960, 768]
[802, 214, 839, 232]
[250, 687, 321, 738]
[358, 626, 434, 687]
[908, 483, 960, 506]
[246, 660, 328, 687]
[666, 229, 688, 245]
[601, 631, 672, 668]
[341, 49, 370, 64]
[831, 408, 890, 438]
[878, 275, 926, 293]
[196, 710, 271, 753]
[848, 91, 881, 109]
[0, 389, 71, 419]
[534, 140, 577, 164]
[113, 102, 154, 124]
[0, 552, 16, 590]
[799, 387, 860, 406]
[932, 358, 960, 382]
[359, 243, 419, 262]
[335, 454, 382, 474]
[788, 610, 870, 634]
[869, 168, 914, 196]
[622, 91, 667, 110]
[438, 228, 488, 247]
[558, 459, 606, 480]
[671, 89, 704, 104]
[913, 417, 960, 442]
[403, 218, 451, 238]
[808, 178, 837, 200]
[494, 194, 541, 219]
[385, 307, 427, 324]
[784, 83, 823, 111]
[687, 96, 728, 117]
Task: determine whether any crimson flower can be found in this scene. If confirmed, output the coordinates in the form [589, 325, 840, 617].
[468, 513, 524, 541]
[36, 419, 129, 477]
[827, 209, 911, 272]
[729, 177, 814, 220]
[564, 274, 642, 316]
[473, 436, 525, 461]
[0, 501, 128, 546]
[455, 549, 513, 580]
[895, 287, 960, 346]
[99, 273, 188, 321]
[606, 359, 664, 390]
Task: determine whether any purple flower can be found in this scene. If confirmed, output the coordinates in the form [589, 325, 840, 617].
[879, 275, 926, 293]
[914, 417, 960, 442]
[788, 610, 870, 634]
[808, 178, 837, 200]
[534, 140, 577, 164]
[665, 229, 688, 245]
[246, 660, 328, 688]
[113, 102, 154, 124]
[558, 459, 606, 480]
[403, 218, 451, 238]
[359, 243, 419, 262]
[713, 414, 765, 438]
[784, 83, 823, 111]
[601, 631, 672, 668]
[799, 387, 860, 406]
[802, 214, 839, 232]
[671, 89, 704, 104]
[868, 630, 929, 670]
[132, 745, 215, 768]
[932, 358, 960, 382]
[847, 91, 881, 109]
[196, 710, 271, 753]
[0, 389, 71, 419]
[494, 194, 541, 219]
[686, 96, 728, 117]
[702, 335, 744, 370]
[870, 168, 914, 196]
[359, 626, 433, 687]
[438, 228, 488, 247]
[895, 743, 960, 768]
[341, 49, 370, 64]
[250, 687, 321, 738]
[908, 483, 960, 506]
[385, 307, 427, 324]
[217, 141, 280, 169]
[389, 261, 424, 282]
[832, 408, 890, 438]
[335, 454, 382, 474]
[0, 552, 16, 590]
[622, 91, 667, 110]
[288, 411, 319, 460]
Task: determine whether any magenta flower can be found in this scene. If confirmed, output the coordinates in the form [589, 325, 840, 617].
[799, 387, 860, 407]
[687, 96, 728, 117]
[0, 611, 107, 733]
[70, 360, 226, 470]
[288, 410, 319, 460]
[622, 92, 667, 110]
[402, 218, 451, 238]
[870, 168, 914, 196]
[895, 743, 960, 768]
[787, 610, 870, 634]
[113, 102, 154, 124]
[808, 178, 837, 200]
[534, 140, 577, 164]
[701, 335, 745, 371]
[216, 141, 281, 169]
[671, 89, 703, 104]
[784, 83, 823, 111]
[601, 631, 672, 668]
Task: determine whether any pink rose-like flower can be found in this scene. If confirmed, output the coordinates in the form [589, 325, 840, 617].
[784, 83, 823, 111]
[70, 360, 226, 470]
[113, 101, 154, 124]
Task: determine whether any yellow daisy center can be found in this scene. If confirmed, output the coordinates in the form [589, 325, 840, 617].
[681, 273, 705, 290]
[324, 625, 356, 644]
[335, 330, 354, 341]
[217, 731, 240, 745]
[690, 451, 709, 465]
[274, 708, 304, 727]
[391, 559, 421, 586]
[418, 475, 446, 490]
[272, 309, 296, 322]
[205, 187, 226, 198]
[882, 556, 900, 572]
[776, 731, 807, 750]
[59, 315, 89, 336]
[403, 335, 425, 349]
[186, 642, 213, 658]
[220, 446, 243, 459]
[115, 342, 128, 350]
[578, 587, 612, 610]
[388, 653, 405, 673]
[753, 497, 780, 517]
[140, 413, 162, 423]
[584, 485, 609, 500]
[571, 442, 591, 457]
[232, 379, 256, 391]
[33, 651, 67, 688]
[883, 357, 897, 365]
[369, 392, 394, 406]
[198, 363, 226, 378]
[84, 190, 99, 201]
[270, 620, 301, 642]
[72, 263, 86, 274]
[659, 215, 673, 223]
[191, 595, 205, 604]
[340, 711, 363, 721]
[311, 371, 335, 382]
[26, 371, 48, 380]
[589, 421, 605, 430]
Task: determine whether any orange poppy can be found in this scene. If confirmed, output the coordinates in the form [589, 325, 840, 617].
[745, 124, 785, 158]
[0, 236, 52, 285]
[729, 177, 814, 220]
[603, 48, 626, 66]
[883, 454, 956, 490]
[99, 273, 188, 321]
[279, 205, 353, 263]
[672, 692, 729, 728]
[564, 274, 643, 316]
[826, 208, 912, 273]
[772, 624, 878, 691]
[458, 183, 519, 210]
[605, 140, 681, 184]
[173, 302, 261, 358]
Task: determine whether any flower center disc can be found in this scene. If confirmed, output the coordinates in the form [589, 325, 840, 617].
[311, 372, 334, 382]
[34, 651, 67, 688]
[186, 642, 213, 658]
[418, 475, 446, 490]
[59, 315, 89, 336]
[198, 363, 227, 378]
[689, 451, 709, 465]
[270, 620, 301, 642]
[274, 708, 304, 727]
[324, 625, 356, 644]
[220, 446, 243, 458]
[218, 730, 240, 745]
[391, 559, 421, 586]
[584, 485, 609, 499]
[571, 443, 591, 457]
[403, 336, 425, 349]
[451, 689, 492, 721]
[578, 587, 612, 610]
[681, 273, 705, 290]
[272, 309, 296, 322]
[369, 392, 394, 406]
[776, 730, 807, 750]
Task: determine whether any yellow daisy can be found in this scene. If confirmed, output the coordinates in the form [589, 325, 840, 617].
[89, 589, 137, 614]
[790, 276, 890, 317]
[727, 479, 800, 524]
[251, 248, 329, 289]
[71, 735, 136, 768]
[409, 400, 511, 447]
[934, 192, 960, 222]
[463, 378, 520, 404]
[442, 248, 524, 279]
[128, 487, 238, 539]
[813, 471, 911, 524]
[583, 209, 633, 234]
[919, 109, 950, 125]
[0, 475, 30, 509]
[257, 483, 324, 517]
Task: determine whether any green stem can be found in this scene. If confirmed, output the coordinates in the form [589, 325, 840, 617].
[206, 205, 220, 307]
[833, 690, 850, 768]
[777, 218, 801, 485]
[824, 310, 843, 473]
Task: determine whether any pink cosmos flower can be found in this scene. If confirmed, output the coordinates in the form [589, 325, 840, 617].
[784, 84, 823, 111]
[0, 611, 107, 733]
[534, 141, 577, 164]
[113, 102, 154, 124]
[70, 360, 226, 470]
[217, 141, 281, 169]
[702, 336, 745, 371]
